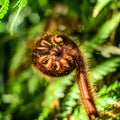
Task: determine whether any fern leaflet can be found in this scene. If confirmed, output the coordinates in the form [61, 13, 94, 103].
[61, 83, 79, 116]
[38, 72, 75, 120]
[0, 0, 9, 19]
[90, 57, 120, 81]
[85, 12, 120, 54]
[99, 80, 120, 96]
[13, 0, 27, 8]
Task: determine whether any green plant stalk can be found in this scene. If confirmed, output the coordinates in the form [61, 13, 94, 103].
[10, 6, 21, 36]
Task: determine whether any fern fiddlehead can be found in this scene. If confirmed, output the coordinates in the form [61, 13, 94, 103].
[32, 33, 98, 120]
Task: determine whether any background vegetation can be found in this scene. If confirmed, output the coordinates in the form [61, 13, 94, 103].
[0, 0, 120, 120]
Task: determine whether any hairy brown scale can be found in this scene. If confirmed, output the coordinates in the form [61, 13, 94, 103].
[32, 34, 80, 77]
[32, 33, 98, 120]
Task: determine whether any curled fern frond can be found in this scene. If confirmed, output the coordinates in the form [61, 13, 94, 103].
[0, 0, 9, 19]
[90, 57, 120, 81]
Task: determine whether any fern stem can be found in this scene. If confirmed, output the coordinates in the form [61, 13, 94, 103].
[10, 6, 22, 36]
[77, 55, 98, 120]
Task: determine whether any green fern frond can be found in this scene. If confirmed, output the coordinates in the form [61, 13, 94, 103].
[93, 0, 111, 17]
[54, 72, 75, 98]
[61, 83, 79, 117]
[0, 0, 9, 19]
[97, 80, 120, 112]
[10, 0, 27, 36]
[97, 95, 116, 111]
[38, 72, 75, 120]
[90, 57, 120, 81]
[73, 107, 89, 120]
[9, 41, 27, 73]
[13, 0, 27, 8]
[99, 80, 120, 96]
[85, 12, 120, 54]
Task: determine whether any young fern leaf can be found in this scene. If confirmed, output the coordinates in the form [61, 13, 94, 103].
[0, 0, 9, 19]
[90, 57, 120, 81]
[10, 0, 27, 35]
[85, 12, 120, 54]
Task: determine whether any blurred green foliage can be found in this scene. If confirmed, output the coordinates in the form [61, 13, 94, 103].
[0, 0, 120, 120]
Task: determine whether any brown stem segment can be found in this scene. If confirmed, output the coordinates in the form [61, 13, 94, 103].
[76, 56, 98, 120]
